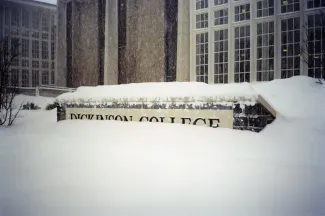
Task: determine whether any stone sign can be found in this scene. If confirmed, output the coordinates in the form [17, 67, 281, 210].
[57, 97, 276, 132]
[65, 107, 233, 128]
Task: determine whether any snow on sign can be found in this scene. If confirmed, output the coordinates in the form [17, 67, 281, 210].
[56, 82, 276, 132]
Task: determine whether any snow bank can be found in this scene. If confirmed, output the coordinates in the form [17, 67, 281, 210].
[253, 76, 325, 118]
[14, 95, 55, 110]
[0, 76, 325, 216]
[56, 82, 258, 104]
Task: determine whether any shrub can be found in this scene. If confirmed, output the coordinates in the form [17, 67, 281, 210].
[22, 102, 41, 110]
[45, 101, 59, 110]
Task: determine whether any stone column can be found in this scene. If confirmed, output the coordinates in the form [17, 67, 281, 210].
[176, 0, 190, 82]
[104, 0, 118, 85]
[56, 0, 67, 87]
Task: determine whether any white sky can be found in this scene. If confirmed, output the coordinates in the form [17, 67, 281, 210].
[33, 0, 57, 5]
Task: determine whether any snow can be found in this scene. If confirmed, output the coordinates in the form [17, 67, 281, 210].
[0, 76, 325, 216]
[14, 95, 55, 110]
[56, 81, 258, 104]
[33, 0, 57, 5]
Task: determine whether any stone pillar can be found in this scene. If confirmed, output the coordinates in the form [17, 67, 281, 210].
[176, 0, 190, 82]
[104, 0, 118, 85]
[56, 0, 67, 87]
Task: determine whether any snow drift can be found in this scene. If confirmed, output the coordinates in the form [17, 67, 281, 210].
[0, 76, 324, 216]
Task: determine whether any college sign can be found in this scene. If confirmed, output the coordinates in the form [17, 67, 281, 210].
[57, 96, 276, 132]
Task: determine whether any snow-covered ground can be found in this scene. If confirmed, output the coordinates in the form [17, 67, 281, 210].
[0, 76, 324, 216]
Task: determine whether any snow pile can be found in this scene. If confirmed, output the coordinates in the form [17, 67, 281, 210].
[253, 76, 325, 118]
[56, 82, 258, 104]
[0, 76, 325, 216]
[14, 95, 55, 110]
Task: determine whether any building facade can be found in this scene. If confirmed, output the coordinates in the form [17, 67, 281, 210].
[56, 0, 325, 87]
[0, 0, 57, 87]
[190, 0, 325, 83]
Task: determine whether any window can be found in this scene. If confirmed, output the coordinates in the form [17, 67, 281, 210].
[196, 0, 208, 10]
[257, 0, 274, 18]
[196, 13, 208, 29]
[11, 7, 20, 27]
[51, 42, 55, 60]
[234, 26, 250, 82]
[11, 38, 19, 57]
[22, 70, 30, 87]
[32, 70, 39, 87]
[307, 14, 325, 78]
[235, 4, 250, 22]
[42, 41, 49, 59]
[214, 29, 228, 83]
[281, 0, 299, 13]
[5, 8, 10, 26]
[42, 13, 50, 31]
[51, 62, 55, 69]
[11, 29, 19, 36]
[196, 32, 209, 83]
[42, 71, 49, 85]
[11, 69, 19, 86]
[11, 58, 19, 67]
[51, 71, 55, 85]
[32, 32, 39, 38]
[32, 11, 40, 29]
[214, 9, 228, 26]
[22, 30, 29, 37]
[22, 9, 30, 28]
[257, 21, 275, 81]
[215, 0, 228, 6]
[22, 39, 29, 58]
[42, 61, 49, 69]
[281, 17, 300, 78]
[22, 60, 29, 68]
[32, 40, 39, 58]
[32, 61, 39, 68]
[42, 33, 49, 40]
[307, 0, 325, 8]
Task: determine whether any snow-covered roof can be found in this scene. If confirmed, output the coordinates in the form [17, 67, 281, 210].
[56, 82, 259, 104]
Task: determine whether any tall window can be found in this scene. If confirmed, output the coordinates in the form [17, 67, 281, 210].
[307, 14, 325, 78]
[22, 39, 29, 58]
[196, 32, 209, 83]
[22, 70, 30, 87]
[214, 9, 228, 26]
[307, 0, 325, 8]
[5, 8, 10, 26]
[234, 26, 250, 82]
[235, 4, 250, 22]
[281, 0, 299, 13]
[11, 69, 19, 86]
[51, 71, 55, 85]
[32, 11, 40, 29]
[196, 13, 208, 29]
[215, 0, 228, 5]
[42, 13, 49, 32]
[32, 40, 39, 58]
[42, 71, 49, 85]
[196, 0, 208, 9]
[22, 9, 30, 28]
[11, 8, 20, 27]
[257, 21, 275, 81]
[32, 70, 39, 87]
[257, 0, 274, 18]
[42, 41, 49, 59]
[281, 17, 300, 78]
[214, 29, 228, 83]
